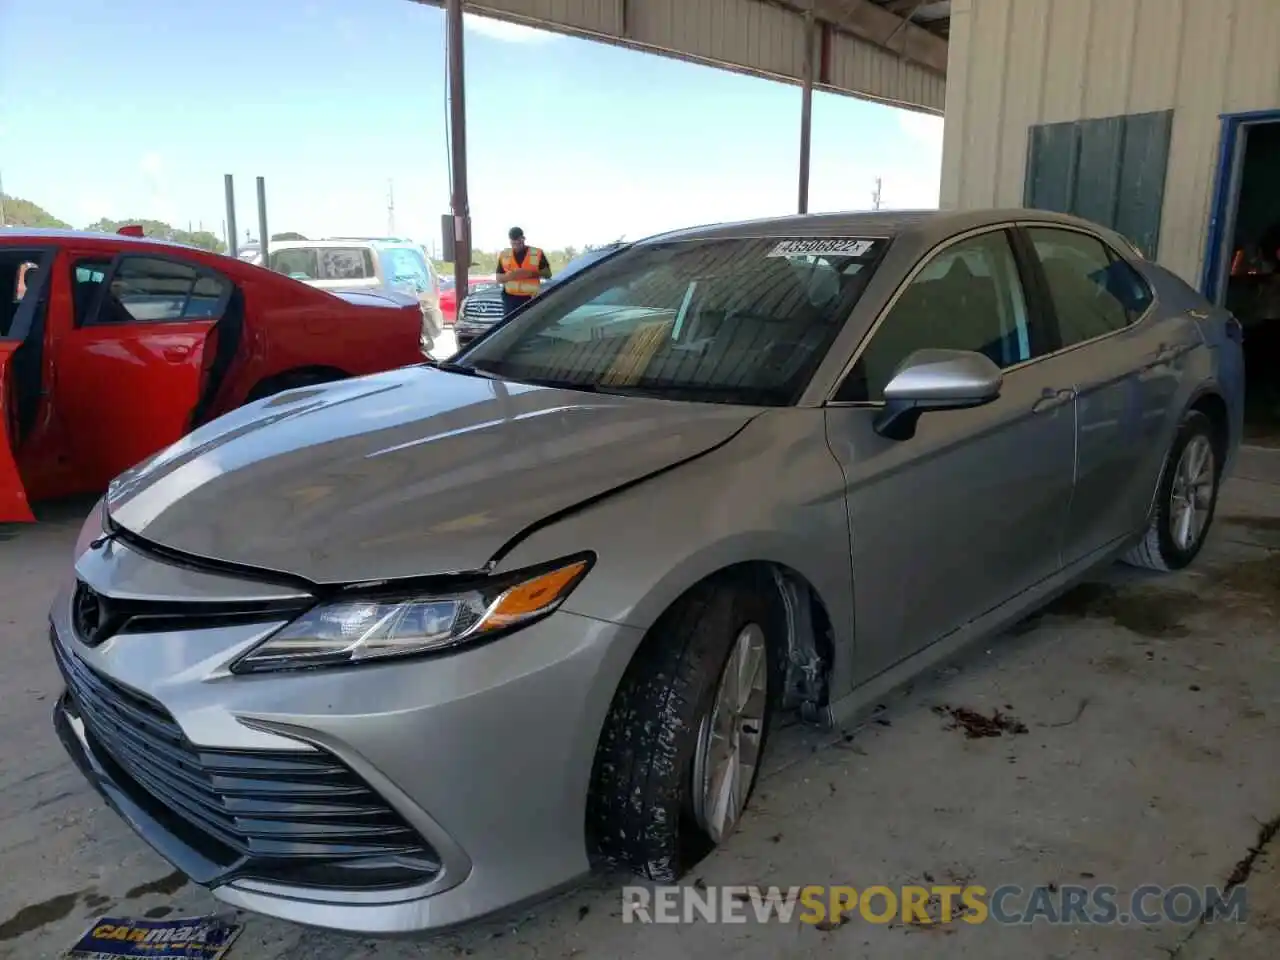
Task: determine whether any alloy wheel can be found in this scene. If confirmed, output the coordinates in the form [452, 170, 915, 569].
[1170, 434, 1215, 551]
[692, 623, 769, 844]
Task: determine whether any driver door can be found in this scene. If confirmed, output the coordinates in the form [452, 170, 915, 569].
[52, 252, 227, 490]
[0, 342, 32, 521]
[0, 248, 56, 522]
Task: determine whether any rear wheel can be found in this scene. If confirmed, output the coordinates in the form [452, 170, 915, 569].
[1122, 410, 1221, 571]
[587, 577, 783, 881]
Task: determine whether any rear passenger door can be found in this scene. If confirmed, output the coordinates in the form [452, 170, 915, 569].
[53, 254, 229, 489]
[825, 228, 1078, 678]
[1021, 225, 1194, 564]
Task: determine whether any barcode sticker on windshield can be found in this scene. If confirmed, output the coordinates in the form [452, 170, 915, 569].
[766, 238, 878, 259]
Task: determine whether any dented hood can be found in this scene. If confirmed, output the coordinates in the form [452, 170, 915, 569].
[105, 366, 756, 584]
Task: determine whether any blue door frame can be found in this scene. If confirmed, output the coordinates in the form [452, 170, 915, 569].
[1202, 109, 1280, 303]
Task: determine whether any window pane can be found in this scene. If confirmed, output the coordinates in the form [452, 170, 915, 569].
[839, 231, 1031, 402]
[462, 236, 887, 406]
[72, 260, 110, 325]
[271, 248, 319, 280]
[382, 247, 431, 294]
[185, 274, 230, 318]
[1028, 228, 1134, 345]
[109, 257, 198, 322]
[317, 248, 373, 281]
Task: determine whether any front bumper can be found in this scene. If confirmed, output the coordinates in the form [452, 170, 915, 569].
[49, 557, 642, 934]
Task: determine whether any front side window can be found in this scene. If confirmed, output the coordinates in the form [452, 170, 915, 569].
[838, 230, 1035, 403]
[458, 236, 887, 406]
[381, 246, 432, 295]
[1027, 228, 1145, 346]
[91, 257, 229, 324]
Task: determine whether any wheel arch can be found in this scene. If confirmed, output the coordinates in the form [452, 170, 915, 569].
[244, 365, 351, 403]
[580, 557, 837, 863]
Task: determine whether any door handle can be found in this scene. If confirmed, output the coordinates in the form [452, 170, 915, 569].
[162, 345, 192, 362]
[1032, 387, 1075, 414]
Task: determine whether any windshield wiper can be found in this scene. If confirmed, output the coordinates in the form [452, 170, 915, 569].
[435, 360, 502, 380]
[516, 376, 600, 393]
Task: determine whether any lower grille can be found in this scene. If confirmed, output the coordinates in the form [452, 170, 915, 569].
[53, 633, 440, 890]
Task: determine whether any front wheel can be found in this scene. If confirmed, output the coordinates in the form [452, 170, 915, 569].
[587, 578, 782, 881]
[1122, 410, 1221, 571]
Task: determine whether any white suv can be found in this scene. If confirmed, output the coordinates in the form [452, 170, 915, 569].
[267, 238, 445, 354]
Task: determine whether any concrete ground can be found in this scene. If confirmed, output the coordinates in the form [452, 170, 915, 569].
[2, 449, 1280, 959]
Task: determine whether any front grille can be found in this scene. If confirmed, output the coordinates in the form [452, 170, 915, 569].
[461, 297, 503, 320]
[53, 633, 440, 890]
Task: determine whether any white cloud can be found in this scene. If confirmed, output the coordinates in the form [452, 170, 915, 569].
[463, 13, 557, 43]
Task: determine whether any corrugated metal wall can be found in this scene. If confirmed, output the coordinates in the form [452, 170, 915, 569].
[941, 0, 1280, 284]
[465, 0, 946, 111]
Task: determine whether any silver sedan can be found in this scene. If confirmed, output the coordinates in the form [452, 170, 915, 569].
[53, 209, 1243, 935]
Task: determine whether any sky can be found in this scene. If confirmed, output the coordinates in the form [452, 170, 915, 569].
[0, 0, 944, 253]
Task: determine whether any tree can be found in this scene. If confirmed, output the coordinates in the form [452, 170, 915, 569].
[272, 231, 307, 241]
[1, 194, 71, 229]
[84, 218, 225, 254]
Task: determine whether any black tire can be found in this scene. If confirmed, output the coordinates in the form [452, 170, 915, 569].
[245, 370, 344, 404]
[1122, 410, 1221, 572]
[587, 574, 784, 881]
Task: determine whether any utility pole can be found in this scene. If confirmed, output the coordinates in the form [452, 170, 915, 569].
[387, 179, 396, 236]
[872, 176, 883, 211]
[446, 0, 471, 293]
[224, 175, 239, 257]
[797, 0, 815, 214]
[0, 168, 6, 227]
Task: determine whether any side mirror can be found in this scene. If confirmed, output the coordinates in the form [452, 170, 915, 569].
[873, 349, 1003, 441]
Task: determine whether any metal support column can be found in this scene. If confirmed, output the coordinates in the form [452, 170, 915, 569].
[224, 175, 238, 258]
[256, 177, 269, 268]
[446, 0, 471, 292]
[798, 3, 815, 214]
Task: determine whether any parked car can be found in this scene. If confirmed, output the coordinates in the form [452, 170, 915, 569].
[0, 228, 426, 521]
[455, 242, 626, 348]
[266, 238, 444, 353]
[54, 209, 1241, 935]
[439, 276, 493, 325]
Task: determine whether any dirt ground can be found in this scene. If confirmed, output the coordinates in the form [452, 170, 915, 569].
[2, 448, 1279, 959]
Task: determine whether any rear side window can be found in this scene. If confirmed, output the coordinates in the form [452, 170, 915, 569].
[318, 247, 375, 281]
[87, 256, 230, 324]
[271, 248, 319, 280]
[1027, 228, 1151, 346]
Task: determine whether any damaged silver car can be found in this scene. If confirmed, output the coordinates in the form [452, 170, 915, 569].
[52, 209, 1243, 934]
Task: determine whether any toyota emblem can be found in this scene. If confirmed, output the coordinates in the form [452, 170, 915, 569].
[72, 582, 111, 646]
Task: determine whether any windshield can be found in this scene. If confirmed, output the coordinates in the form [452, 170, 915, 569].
[456, 236, 886, 406]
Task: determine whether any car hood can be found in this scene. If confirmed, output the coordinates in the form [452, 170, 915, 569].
[106, 367, 757, 584]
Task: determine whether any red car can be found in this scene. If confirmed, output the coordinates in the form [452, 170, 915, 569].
[0, 228, 427, 522]
[438, 276, 492, 324]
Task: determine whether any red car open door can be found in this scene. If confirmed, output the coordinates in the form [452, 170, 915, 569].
[0, 343, 33, 521]
[53, 253, 226, 491]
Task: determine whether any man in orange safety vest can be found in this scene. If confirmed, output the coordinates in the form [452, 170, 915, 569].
[496, 226, 552, 315]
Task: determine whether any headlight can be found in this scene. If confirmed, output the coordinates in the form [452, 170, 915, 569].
[231, 554, 592, 673]
[73, 498, 106, 561]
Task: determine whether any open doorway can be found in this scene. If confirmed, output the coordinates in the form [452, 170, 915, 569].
[1204, 112, 1280, 444]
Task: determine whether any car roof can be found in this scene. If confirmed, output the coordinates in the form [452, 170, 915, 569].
[270, 238, 420, 250]
[0, 226, 206, 251]
[637, 208, 1113, 246]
